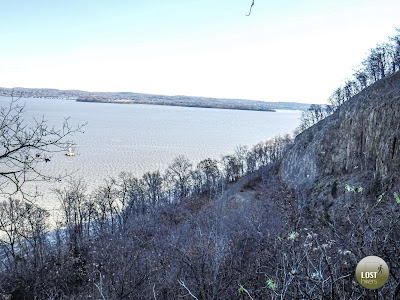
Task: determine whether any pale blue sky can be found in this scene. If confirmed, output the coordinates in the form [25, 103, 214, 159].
[1, 0, 399, 103]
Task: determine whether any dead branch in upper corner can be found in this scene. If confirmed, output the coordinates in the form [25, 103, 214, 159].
[246, 0, 255, 16]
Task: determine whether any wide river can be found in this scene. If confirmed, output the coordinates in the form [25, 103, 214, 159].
[0, 96, 301, 209]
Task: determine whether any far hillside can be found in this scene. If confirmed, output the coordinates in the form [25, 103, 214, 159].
[0, 87, 311, 112]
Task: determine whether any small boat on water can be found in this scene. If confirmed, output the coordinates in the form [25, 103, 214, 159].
[65, 146, 75, 156]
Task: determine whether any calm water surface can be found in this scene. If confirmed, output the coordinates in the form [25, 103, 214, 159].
[0, 96, 301, 208]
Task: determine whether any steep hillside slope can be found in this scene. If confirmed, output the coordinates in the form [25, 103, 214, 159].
[280, 71, 400, 205]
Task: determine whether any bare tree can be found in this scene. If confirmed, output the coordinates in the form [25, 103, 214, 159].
[353, 69, 368, 90]
[326, 29, 400, 112]
[389, 29, 400, 72]
[0, 197, 49, 273]
[328, 87, 345, 109]
[0, 198, 27, 263]
[55, 179, 88, 250]
[0, 94, 85, 201]
[297, 104, 328, 132]
[196, 158, 221, 197]
[221, 155, 241, 182]
[234, 145, 248, 176]
[166, 155, 193, 201]
[343, 79, 358, 101]
[142, 171, 163, 207]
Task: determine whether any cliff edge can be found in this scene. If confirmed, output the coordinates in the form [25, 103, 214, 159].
[280, 72, 400, 205]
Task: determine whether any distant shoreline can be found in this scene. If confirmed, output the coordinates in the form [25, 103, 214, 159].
[0, 87, 311, 111]
[75, 98, 276, 112]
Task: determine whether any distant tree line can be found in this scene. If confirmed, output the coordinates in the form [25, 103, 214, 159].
[297, 28, 400, 133]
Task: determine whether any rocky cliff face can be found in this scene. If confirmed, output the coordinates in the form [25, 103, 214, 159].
[280, 72, 400, 204]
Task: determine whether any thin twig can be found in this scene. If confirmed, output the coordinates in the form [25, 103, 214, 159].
[239, 284, 254, 300]
[246, 0, 255, 16]
[153, 283, 157, 300]
[93, 271, 106, 300]
[178, 280, 199, 300]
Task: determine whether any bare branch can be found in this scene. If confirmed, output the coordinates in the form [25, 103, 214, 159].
[178, 280, 199, 300]
[238, 284, 254, 300]
[0, 97, 85, 201]
[246, 0, 255, 16]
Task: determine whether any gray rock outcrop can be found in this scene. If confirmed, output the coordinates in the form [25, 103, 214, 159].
[280, 72, 400, 202]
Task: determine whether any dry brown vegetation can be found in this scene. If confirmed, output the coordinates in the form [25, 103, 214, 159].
[1, 29, 400, 299]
